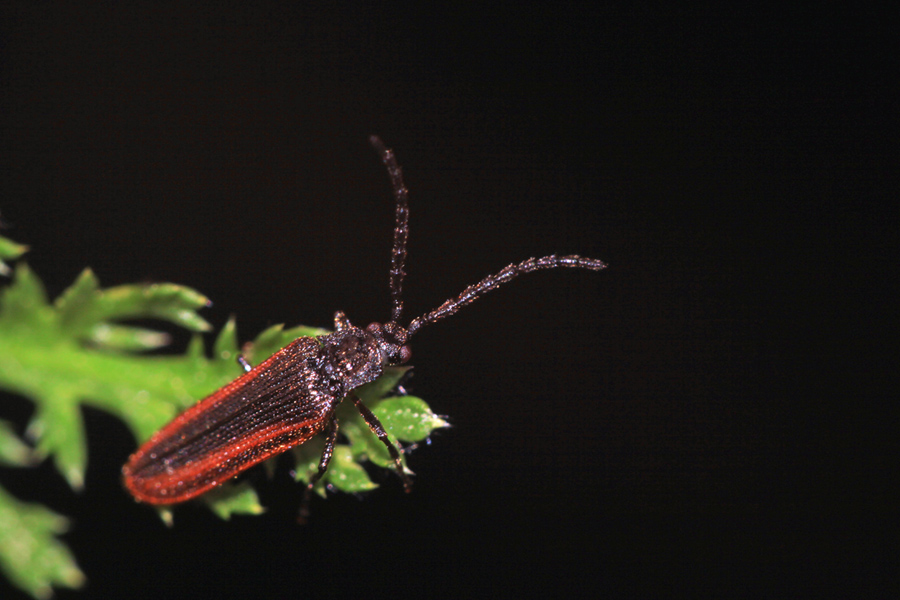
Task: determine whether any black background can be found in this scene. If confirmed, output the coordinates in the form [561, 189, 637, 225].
[1, 3, 895, 598]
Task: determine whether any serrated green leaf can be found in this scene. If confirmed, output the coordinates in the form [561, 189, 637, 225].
[86, 283, 212, 333]
[55, 270, 213, 349]
[373, 396, 449, 442]
[0, 484, 85, 599]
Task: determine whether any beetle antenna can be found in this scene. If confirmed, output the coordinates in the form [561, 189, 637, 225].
[407, 254, 607, 337]
[370, 136, 410, 325]
[369, 137, 607, 339]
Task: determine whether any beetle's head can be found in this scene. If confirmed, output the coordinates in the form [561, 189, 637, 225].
[365, 321, 412, 366]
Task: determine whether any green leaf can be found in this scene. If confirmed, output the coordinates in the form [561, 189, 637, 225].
[203, 482, 266, 520]
[373, 396, 450, 443]
[0, 484, 85, 599]
[0, 235, 28, 277]
[28, 397, 87, 490]
[54, 268, 101, 331]
[327, 445, 379, 493]
[211, 316, 240, 363]
[86, 323, 172, 352]
[56, 269, 212, 347]
[0, 244, 227, 591]
[0, 264, 51, 333]
[0, 420, 37, 467]
[339, 403, 398, 469]
[84, 282, 212, 333]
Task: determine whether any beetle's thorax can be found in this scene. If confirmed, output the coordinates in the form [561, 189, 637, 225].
[321, 319, 411, 391]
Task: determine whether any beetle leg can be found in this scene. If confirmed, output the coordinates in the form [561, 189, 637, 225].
[351, 394, 413, 492]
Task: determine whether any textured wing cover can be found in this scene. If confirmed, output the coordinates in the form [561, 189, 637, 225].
[123, 337, 335, 504]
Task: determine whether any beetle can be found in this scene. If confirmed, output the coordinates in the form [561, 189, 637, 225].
[122, 137, 606, 506]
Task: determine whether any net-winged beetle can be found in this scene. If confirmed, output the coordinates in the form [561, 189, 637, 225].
[122, 137, 606, 508]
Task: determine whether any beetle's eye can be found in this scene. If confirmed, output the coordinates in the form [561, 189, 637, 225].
[398, 345, 412, 364]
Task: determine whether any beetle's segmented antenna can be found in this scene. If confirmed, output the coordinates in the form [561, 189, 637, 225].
[369, 136, 410, 325]
[407, 254, 607, 337]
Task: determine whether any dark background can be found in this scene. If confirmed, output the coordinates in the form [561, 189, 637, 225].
[1, 3, 895, 598]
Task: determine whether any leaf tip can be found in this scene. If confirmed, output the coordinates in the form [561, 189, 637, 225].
[62, 465, 85, 492]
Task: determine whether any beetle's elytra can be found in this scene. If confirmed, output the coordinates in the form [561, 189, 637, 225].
[122, 137, 606, 506]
